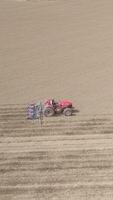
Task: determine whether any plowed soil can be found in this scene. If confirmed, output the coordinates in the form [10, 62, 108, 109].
[0, 0, 113, 199]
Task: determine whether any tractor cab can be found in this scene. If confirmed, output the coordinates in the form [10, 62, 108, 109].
[44, 99, 58, 107]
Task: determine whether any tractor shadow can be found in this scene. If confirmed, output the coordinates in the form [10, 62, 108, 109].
[72, 109, 80, 116]
[51, 109, 80, 118]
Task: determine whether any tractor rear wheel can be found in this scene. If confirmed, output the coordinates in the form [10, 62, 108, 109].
[63, 108, 72, 116]
[44, 107, 55, 117]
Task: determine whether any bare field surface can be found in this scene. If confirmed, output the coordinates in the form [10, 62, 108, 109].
[1, 106, 113, 200]
[1, 0, 113, 199]
[0, 0, 113, 113]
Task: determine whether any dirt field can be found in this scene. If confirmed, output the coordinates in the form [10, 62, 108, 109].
[1, 0, 113, 199]
[1, 106, 113, 200]
[0, 0, 113, 113]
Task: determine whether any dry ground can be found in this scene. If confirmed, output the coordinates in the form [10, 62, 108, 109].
[1, 0, 113, 199]
[0, 0, 113, 113]
[1, 105, 113, 200]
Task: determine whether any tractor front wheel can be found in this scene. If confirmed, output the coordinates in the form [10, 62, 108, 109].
[63, 108, 72, 116]
[44, 107, 55, 117]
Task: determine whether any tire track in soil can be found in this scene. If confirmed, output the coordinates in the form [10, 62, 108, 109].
[0, 105, 113, 199]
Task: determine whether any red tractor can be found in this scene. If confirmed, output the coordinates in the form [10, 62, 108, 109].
[43, 99, 74, 117]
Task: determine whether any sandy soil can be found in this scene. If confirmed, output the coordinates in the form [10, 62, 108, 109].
[0, 0, 113, 114]
[1, 106, 113, 200]
[1, 0, 113, 199]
